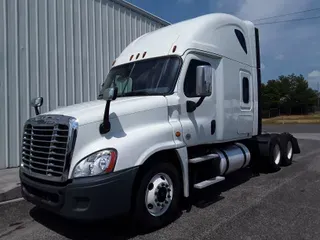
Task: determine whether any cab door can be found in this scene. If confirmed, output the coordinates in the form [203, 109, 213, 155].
[179, 53, 217, 146]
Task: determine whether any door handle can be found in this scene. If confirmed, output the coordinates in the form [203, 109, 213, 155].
[211, 120, 216, 135]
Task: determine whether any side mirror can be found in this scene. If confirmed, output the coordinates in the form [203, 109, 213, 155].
[100, 87, 118, 134]
[196, 65, 213, 97]
[31, 97, 43, 107]
[103, 87, 118, 101]
[31, 97, 43, 115]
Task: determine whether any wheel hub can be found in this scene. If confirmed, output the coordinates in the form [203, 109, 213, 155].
[157, 187, 167, 202]
[145, 173, 173, 217]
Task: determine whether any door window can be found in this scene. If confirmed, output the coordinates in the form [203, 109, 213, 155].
[242, 77, 249, 104]
[239, 71, 252, 110]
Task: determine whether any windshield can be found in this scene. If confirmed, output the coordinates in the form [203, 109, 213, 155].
[98, 56, 181, 99]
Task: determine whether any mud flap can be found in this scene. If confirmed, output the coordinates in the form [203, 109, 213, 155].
[248, 133, 272, 157]
[245, 133, 281, 172]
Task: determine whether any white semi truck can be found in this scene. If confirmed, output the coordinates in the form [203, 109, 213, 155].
[20, 13, 300, 230]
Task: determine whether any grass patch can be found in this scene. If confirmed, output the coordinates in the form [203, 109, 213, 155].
[262, 114, 320, 124]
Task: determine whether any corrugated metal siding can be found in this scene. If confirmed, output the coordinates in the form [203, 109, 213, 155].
[0, 0, 168, 169]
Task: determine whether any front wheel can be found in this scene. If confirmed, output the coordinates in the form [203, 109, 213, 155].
[132, 162, 182, 232]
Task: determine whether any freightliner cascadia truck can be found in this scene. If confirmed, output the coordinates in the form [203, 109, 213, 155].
[19, 13, 300, 230]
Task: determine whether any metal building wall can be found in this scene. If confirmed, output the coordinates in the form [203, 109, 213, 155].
[0, 0, 169, 169]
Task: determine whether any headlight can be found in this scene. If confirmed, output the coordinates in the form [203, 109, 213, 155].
[72, 149, 117, 178]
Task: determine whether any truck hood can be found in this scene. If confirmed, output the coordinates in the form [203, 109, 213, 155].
[46, 96, 168, 126]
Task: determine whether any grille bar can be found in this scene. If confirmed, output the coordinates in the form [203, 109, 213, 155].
[24, 132, 69, 138]
[22, 148, 66, 157]
[22, 153, 65, 163]
[23, 164, 64, 175]
[25, 127, 69, 132]
[22, 157, 64, 168]
[21, 115, 78, 182]
[23, 142, 67, 151]
[23, 139, 68, 144]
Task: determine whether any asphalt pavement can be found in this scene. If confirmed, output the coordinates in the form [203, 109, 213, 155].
[263, 123, 320, 133]
[1, 125, 320, 240]
[0, 168, 20, 203]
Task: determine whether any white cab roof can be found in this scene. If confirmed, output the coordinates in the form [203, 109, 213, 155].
[113, 13, 255, 67]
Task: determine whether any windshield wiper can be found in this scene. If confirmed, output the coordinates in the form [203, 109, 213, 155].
[120, 91, 164, 97]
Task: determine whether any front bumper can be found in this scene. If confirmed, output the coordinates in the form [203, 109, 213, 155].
[20, 166, 139, 221]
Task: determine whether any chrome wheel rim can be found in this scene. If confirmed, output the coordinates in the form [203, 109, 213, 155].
[287, 141, 293, 159]
[145, 173, 173, 217]
[273, 144, 281, 165]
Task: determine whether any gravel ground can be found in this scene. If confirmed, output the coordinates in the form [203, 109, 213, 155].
[1, 133, 320, 239]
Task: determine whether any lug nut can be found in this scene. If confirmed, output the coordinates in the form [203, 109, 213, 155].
[157, 203, 161, 207]
[148, 204, 153, 209]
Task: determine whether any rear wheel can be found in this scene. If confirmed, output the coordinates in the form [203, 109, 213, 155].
[280, 135, 294, 166]
[132, 162, 182, 232]
[264, 136, 282, 172]
[273, 143, 281, 165]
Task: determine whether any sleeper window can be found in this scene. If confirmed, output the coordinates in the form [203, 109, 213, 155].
[235, 29, 247, 54]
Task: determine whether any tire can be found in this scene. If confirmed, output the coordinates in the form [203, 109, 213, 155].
[264, 136, 282, 172]
[280, 135, 294, 166]
[132, 162, 182, 232]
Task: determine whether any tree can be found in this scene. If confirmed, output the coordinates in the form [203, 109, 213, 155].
[261, 74, 318, 115]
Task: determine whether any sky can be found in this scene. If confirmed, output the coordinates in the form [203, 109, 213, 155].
[126, 0, 320, 89]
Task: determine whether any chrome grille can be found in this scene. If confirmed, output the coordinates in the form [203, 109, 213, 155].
[21, 115, 78, 182]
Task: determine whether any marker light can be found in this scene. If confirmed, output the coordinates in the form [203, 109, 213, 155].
[172, 45, 177, 53]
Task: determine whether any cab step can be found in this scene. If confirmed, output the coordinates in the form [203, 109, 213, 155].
[189, 153, 219, 164]
[194, 176, 225, 189]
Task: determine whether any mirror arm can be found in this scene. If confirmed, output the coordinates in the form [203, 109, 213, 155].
[34, 106, 40, 115]
[99, 86, 118, 135]
[99, 100, 111, 134]
[186, 96, 205, 113]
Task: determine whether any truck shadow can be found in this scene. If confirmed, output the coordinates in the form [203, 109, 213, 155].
[29, 166, 263, 239]
[191, 167, 258, 209]
[29, 207, 136, 240]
